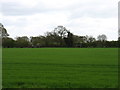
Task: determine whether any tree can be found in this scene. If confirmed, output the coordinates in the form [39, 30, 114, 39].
[54, 26, 68, 38]
[118, 37, 120, 47]
[87, 36, 96, 43]
[0, 23, 9, 37]
[53, 26, 69, 46]
[72, 35, 87, 47]
[0, 23, 9, 47]
[2, 37, 15, 48]
[44, 31, 61, 47]
[64, 31, 74, 47]
[84, 35, 96, 47]
[73, 35, 81, 47]
[15, 36, 30, 48]
[97, 34, 107, 47]
[30, 36, 46, 47]
[97, 34, 107, 41]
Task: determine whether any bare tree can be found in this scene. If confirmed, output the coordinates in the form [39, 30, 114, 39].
[97, 34, 107, 41]
[0, 23, 9, 37]
[54, 25, 68, 38]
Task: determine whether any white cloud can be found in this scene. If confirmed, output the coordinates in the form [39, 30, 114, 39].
[67, 17, 117, 40]
[0, 0, 119, 40]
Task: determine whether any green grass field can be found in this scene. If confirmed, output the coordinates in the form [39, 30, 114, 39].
[2, 48, 118, 88]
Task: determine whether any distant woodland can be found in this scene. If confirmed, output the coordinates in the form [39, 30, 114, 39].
[1, 24, 119, 48]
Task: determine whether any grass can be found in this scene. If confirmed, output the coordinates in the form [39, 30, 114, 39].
[2, 48, 118, 88]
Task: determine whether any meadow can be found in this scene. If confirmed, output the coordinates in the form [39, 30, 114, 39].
[2, 48, 118, 88]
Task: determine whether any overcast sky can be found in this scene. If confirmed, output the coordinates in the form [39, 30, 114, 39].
[0, 0, 119, 40]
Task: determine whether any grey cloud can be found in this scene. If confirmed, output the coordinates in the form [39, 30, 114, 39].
[71, 9, 117, 19]
[67, 3, 117, 19]
[1, 0, 118, 40]
[1, 2, 70, 16]
[1, 2, 49, 16]
[2, 17, 28, 27]
[1, 0, 117, 18]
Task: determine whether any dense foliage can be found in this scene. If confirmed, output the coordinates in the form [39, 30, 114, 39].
[2, 25, 119, 48]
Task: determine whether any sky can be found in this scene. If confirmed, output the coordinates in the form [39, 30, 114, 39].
[0, 0, 119, 40]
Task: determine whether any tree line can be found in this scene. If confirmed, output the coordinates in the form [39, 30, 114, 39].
[1, 25, 119, 48]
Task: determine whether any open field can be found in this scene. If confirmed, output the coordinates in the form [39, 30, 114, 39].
[2, 48, 118, 88]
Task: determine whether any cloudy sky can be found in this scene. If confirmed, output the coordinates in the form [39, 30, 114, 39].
[0, 0, 119, 40]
